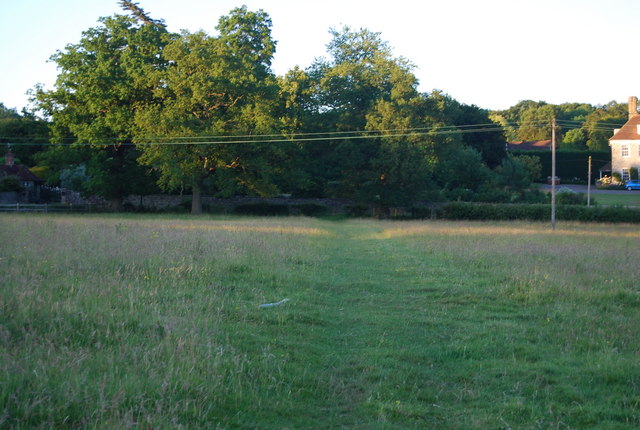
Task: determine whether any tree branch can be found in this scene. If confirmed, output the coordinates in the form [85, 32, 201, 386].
[118, 0, 165, 27]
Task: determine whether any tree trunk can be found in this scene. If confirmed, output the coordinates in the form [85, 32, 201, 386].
[109, 197, 124, 212]
[191, 180, 203, 215]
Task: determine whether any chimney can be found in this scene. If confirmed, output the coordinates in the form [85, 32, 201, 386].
[4, 149, 14, 166]
[629, 96, 638, 119]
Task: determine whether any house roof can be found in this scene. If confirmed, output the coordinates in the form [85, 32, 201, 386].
[507, 140, 552, 150]
[599, 161, 612, 172]
[0, 165, 44, 183]
[609, 115, 640, 141]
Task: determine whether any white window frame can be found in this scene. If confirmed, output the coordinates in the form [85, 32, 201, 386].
[622, 168, 630, 182]
[622, 144, 630, 158]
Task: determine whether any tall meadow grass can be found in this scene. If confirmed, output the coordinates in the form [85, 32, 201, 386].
[1, 215, 638, 428]
[1, 215, 331, 428]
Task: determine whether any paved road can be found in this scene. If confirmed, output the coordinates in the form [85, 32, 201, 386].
[539, 184, 635, 195]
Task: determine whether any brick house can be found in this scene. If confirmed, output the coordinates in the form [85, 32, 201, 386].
[0, 149, 44, 202]
[609, 96, 640, 181]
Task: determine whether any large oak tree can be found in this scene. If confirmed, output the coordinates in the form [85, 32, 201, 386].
[34, 3, 168, 208]
[135, 7, 282, 214]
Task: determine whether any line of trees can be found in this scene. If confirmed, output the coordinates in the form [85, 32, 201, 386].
[2, 3, 625, 213]
[492, 100, 627, 150]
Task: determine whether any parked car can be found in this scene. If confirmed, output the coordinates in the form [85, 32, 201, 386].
[547, 176, 561, 185]
[625, 179, 640, 190]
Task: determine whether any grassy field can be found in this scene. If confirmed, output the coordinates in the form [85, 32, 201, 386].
[592, 192, 640, 207]
[1, 214, 639, 429]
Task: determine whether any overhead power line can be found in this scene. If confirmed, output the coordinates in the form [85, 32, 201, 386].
[2, 122, 506, 146]
[0, 117, 624, 146]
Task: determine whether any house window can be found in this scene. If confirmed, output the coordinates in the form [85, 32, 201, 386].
[622, 144, 630, 157]
[622, 168, 630, 181]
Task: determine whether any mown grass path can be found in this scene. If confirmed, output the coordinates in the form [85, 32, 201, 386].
[1, 215, 639, 429]
[243, 219, 640, 429]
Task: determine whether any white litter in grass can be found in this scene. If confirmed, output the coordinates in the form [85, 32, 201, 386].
[259, 298, 290, 308]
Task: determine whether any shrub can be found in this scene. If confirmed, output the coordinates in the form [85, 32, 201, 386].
[520, 189, 548, 204]
[233, 202, 290, 216]
[446, 187, 548, 204]
[410, 205, 438, 219]
[0, 175, 22, 192]
[596, 175, 624, 190]
[291, 203, 328, 217]
[203, 204, 228, 215]
[59, 164, 89, 192]
[443, 188, 476, 202]
[346, 204, 370, 217]
[555, 187, 588, 205]
[161, 200, 191, 213]
[475, 189, 519, 203]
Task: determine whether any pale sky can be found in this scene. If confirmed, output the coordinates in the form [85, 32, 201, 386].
[1, 0, 639, 113]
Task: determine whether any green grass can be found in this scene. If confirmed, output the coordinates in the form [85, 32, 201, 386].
[1, 214, 639, 428]
[592, 192, 640, 207]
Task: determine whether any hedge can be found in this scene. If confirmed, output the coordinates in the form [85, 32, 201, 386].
[437, 202, 640, 223]
[0, 175, 22, 192]
[291, 203, 329, 216]
[233, 202, 290, 216]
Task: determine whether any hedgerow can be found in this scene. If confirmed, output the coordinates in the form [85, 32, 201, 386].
[437, 202, 640, 223]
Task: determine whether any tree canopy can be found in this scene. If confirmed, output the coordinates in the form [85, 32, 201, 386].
[18, 3, 623, 212]
[33, 3, 169, 208]
[492, 100, 626, 151]
[134, 6, 282, 213]
[0, 103, 49, 166]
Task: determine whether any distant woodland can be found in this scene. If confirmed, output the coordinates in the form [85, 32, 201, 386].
[0, 2, 626, 212]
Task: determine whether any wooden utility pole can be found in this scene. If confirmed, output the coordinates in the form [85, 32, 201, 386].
[551, 118, 556, 231]
[587, 156, 592, 207]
